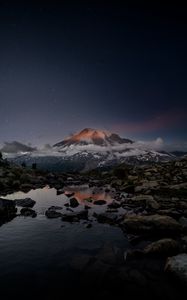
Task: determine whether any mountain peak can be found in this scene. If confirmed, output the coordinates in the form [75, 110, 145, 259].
[53, 128, 133, 147]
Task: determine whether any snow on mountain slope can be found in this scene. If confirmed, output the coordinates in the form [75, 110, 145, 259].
[2, 128, 174, 171]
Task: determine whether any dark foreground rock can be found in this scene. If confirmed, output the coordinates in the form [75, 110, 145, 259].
[122, 214, 181, 235]
[165, 253, 187, 284]
[14, 198, 36, 207]
[70, 197, 79, 208]
[20, 207, 37, 217]
[0, 198, 17, 216]
[143, 238, 180, 256]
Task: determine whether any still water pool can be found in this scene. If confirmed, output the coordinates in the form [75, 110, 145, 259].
[0, 186, 128, 299]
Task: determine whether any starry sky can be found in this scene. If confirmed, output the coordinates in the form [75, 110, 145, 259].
[0, 1, 187, 148]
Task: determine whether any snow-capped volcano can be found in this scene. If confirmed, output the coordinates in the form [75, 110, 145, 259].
[2, 128, 174, 172]
[53, 128, 133, 147]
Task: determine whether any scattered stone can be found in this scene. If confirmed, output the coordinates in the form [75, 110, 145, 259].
[48, 206, 62, 210]
[93, 200, 106, 205]
[70, 197, 79, 208]
[45, 209, 62, 218]
[20, 207, 37, 217]
[62, 210, 88, 222]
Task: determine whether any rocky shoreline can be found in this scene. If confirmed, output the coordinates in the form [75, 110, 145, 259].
[1, 155, 187, 294]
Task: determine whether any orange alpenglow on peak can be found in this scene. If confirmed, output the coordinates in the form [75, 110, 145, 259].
[53, 128, 133, 147]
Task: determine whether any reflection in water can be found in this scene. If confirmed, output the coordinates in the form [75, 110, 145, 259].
[3, 185, 114, 214]
[0, 186, 128, 299]
[64, 185, 113, 204]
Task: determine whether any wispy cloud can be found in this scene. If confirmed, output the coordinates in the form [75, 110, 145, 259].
[110, 110, 187, 134]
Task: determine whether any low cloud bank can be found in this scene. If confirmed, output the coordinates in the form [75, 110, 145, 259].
[1, 141, 37, 153]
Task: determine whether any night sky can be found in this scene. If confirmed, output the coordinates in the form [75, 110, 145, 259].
[0, 1, 187, 148]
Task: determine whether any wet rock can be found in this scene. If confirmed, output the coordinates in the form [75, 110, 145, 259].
[14, 198, 36, 207]
[93, 200, 106, 205]
[122, 214, 181, 235]
[62, 210, 88, 222]
[65, 192, 75, 198]
[70, 197, 79, 208]
[144, 238, 180, 256]
[48, 206, 62, 210]
[20, 207, 37, 217]
[93, 212, 118, 224]
[45, 209, 62, 218]
[165, 253, 187, 284]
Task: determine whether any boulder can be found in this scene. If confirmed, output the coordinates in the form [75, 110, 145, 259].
[62, 210, 88, 222]
[45, 209, 62, 218]
[20, 207, 37, 217]
[0, 198, 17, 216]
[144, 238, 180, 256]
[122, 214, 181, 235]
[165, 253, 187, 284]
[14, 198, 36, 207]
[70, 197, 79, 208]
